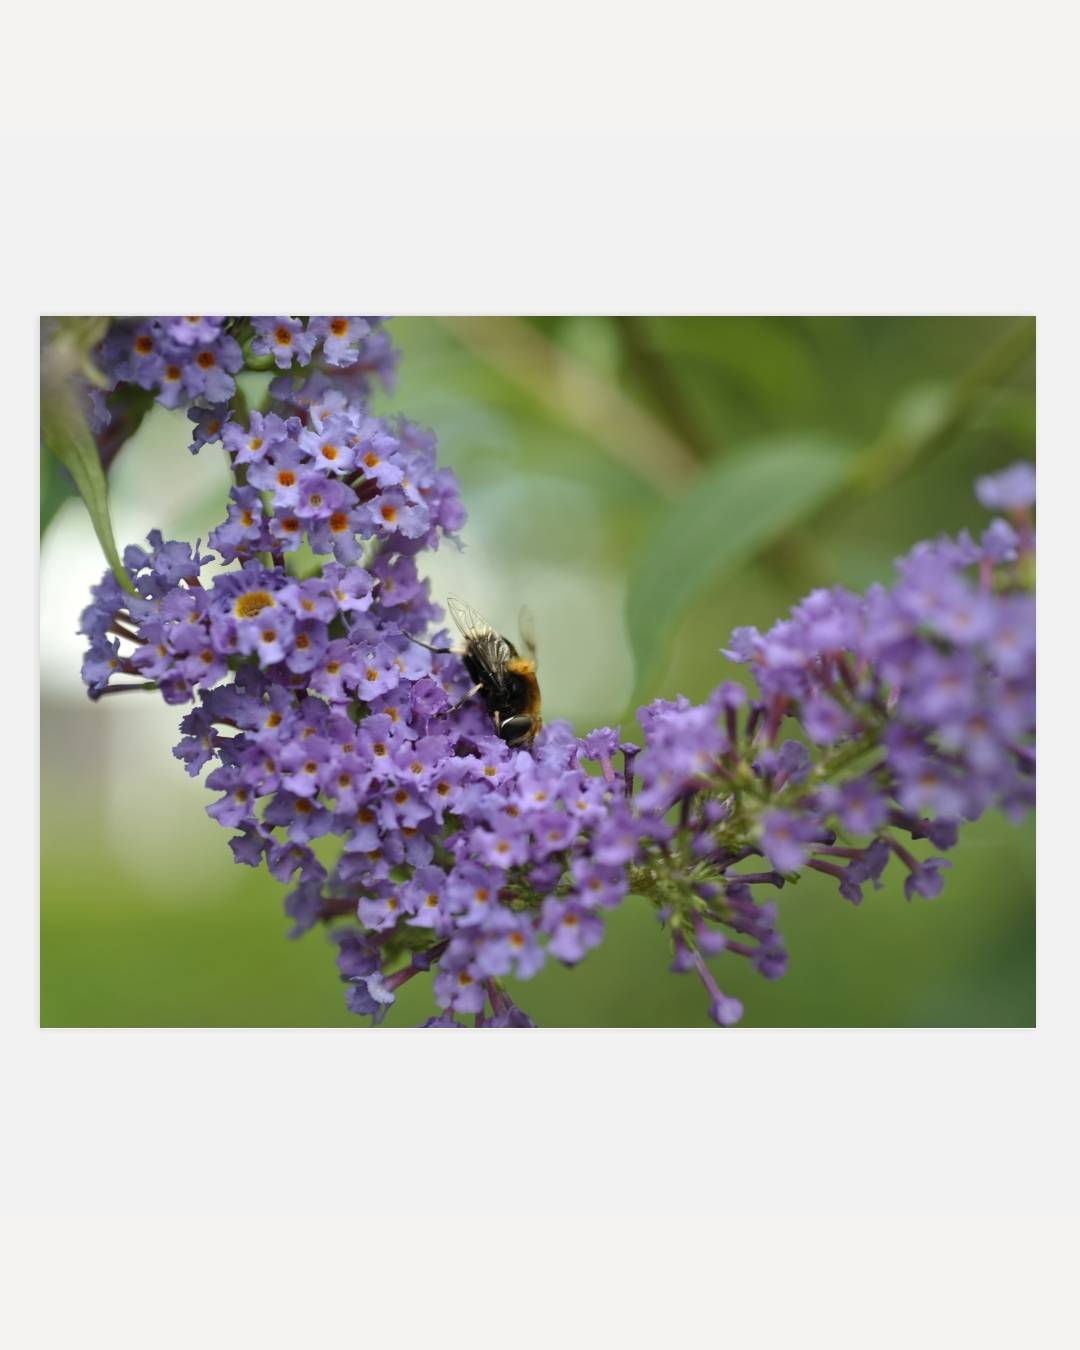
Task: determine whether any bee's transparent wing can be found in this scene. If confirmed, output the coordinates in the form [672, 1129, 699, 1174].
[518, 604, 538, 667]
[446, 594, 496, 641]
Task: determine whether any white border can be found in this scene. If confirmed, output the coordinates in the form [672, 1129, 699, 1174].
[5, 123, 1077, 1311]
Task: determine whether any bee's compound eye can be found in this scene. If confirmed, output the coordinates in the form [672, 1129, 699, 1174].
[499, 715, 535, 747]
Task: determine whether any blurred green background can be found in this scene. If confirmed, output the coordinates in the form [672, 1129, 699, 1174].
[39, 317, 1036, 1027]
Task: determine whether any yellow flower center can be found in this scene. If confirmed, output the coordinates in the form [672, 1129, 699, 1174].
[234, 590, 275, 620]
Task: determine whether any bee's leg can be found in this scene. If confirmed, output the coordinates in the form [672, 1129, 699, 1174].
[498, 714, 536, 747]
[447, 683, 484, 713]
[403, 633, 455, 655]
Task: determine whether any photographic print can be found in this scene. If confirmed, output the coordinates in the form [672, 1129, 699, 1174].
[39, 316, 1036, 1028]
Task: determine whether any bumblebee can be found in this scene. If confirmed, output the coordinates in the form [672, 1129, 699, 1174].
[416, 595, 542, 749]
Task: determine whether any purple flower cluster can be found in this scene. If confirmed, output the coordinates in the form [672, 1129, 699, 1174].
[75, 317, 1036, 1028]
[82, 532, 641, 1025]
[720, 463, 1036, 888]
[79, 316, 641, 1024]
[82, 322, 461, 711]
[97, 317, 243, 410]
[94, 316, 398, 429]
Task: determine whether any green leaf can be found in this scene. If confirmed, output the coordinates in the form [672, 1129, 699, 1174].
[40, 321, 135, 594]
[626, 435, 853, 691]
